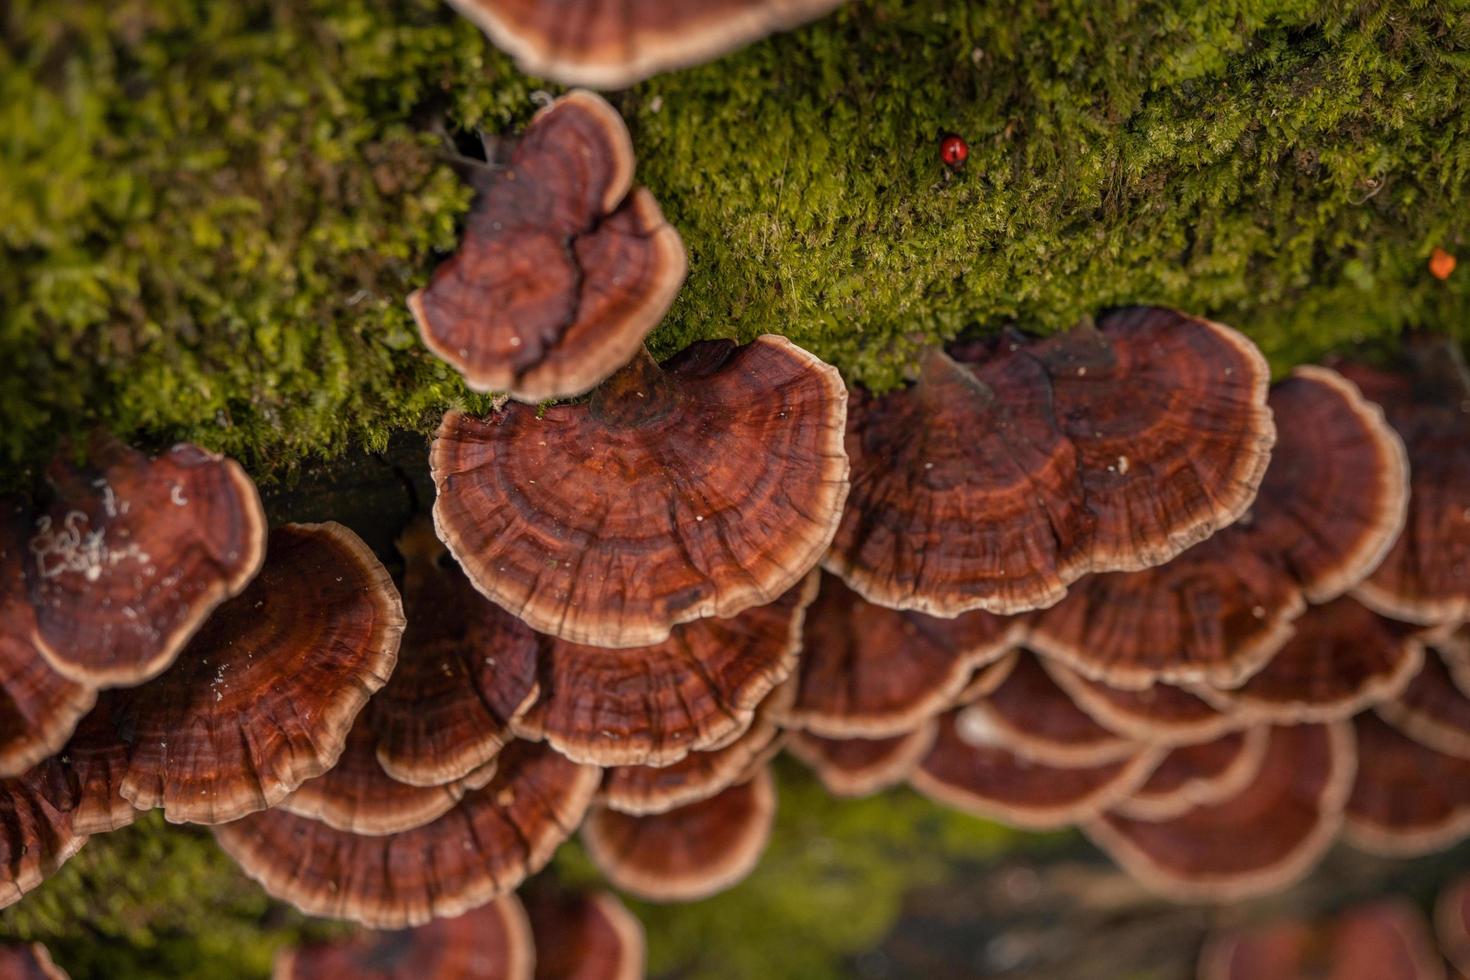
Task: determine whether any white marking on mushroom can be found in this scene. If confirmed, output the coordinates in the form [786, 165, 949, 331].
[29, 512, 150, 582]
[170, 483, 189, 506]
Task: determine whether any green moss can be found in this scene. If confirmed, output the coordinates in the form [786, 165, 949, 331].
[3, 0, 1469, 484]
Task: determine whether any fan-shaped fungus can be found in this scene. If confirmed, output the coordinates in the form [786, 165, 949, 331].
[524, 889, 644, 980]
[1345, 712, 1470, 857]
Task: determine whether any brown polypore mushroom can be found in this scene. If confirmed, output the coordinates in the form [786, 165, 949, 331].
[582, 767, 776, 903]
[787, 721, 938, 798]
[273, 894, 534, 980]
[1436, 875, 1470, 978]
[948, 651, 1019, 705]
[956, 652, 1138, 767]
[1376, 647, 1470, 760]
[370, 520, 538, 787]
[1344, 712, 1470, 857]
[214, 741, 599, 928]
[1041, 660, 1242, 747]
[524, 889, 645, 980]
[1112, 728, 1270, 822]
[409, 91, 685, 403]
[780, 572, 1020, 738]
[1337, 347, 1470, 625]
[432, 335, 848, 648]
[112, 522, 403, 824]
[445, 0, 846, 89]
[1198, 900, 1444, 980]
[826, 306, 1274, 617]
[0, 768, 87, 909]
[513, 575, 813, 766]
[0, 943, 69, 980]
[1084, 722, 1355, 902]
[1201, 597, 1424, 723]
[1030, 364, 1405, 689]
[909, 709, 1163, 830]
[21, 438, 266, 687]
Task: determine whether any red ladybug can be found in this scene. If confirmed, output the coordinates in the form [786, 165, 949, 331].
[940, 134, 969, 169]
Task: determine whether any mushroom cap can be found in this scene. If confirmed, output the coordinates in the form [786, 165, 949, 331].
[524, 889, 644, 980]
[431, 335, 849, 648]
[445, 0, 846, 89]
[279, 704, 496, 836]
[1338, 357, 1470, 625]
[948, 650, 1019, 705]
[780, 572, 1019, 739]
[0, 943, 69, 980]
[115, 522, 404, 824]
[909, 709, 1163, 830]
[1202, 597, 1424, 723]
[0, 766, 88, 910]
[1084, 721, 1356, 902]
[1344, 712, 1470, 857]
[512, 574, 814, 767]
[1376, 648, 1470, 760]
[957, 652, 1138, 768]
[1436, 875, 1470, 978]
[214, 741, 599, 929]
[22, 439, 265, 687]
[0, 508, 96, 777]
[409, 91, 685, 403]
[582, 767, 776, 903]
[1040, 659, 1242, 747]
[273, 894, 535, 980]
[1112, 728, 1270, 822]
[371, 521, 538, 788]
[1199, 900, 1444, 980]
[787, 721, 938, 798]
[597, 682, 788, 816]
[41, 697, 138, 836]
[827, 307, 1274, 617]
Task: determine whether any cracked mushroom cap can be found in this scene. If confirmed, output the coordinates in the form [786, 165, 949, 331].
[1084, 722, 1355, 902]
[1112, 728, 1270, 822]
[273, 894, 534, 980]
[0, 943, 69, 980]
[597, 682, 788, 816]
[582, 767, 776, 903]
[214, 741, 599, 929]
[1041, 660, 1242, 747]
[432, 336, 849, 648]
[909, 709, 1163, 830]
[957, 652, 1138, 768]
[409, 91, 685, 403]
[781, 572, 1019, 739]
[370, 520, 538, 788]
[524, 889, 644, 980]
[111, 523, 403, 824]
[21, 438, 265, 687]
[0, 508, 95, 777]
[0, 766, 88, 910]
[827, 306, 1274, 617]
[787, 722, 938, 798]
[1338, 349, 1470, 626]
[1202, 597, 1424, 724]
[445, 0, 845, 89]
[1199, 900, 1443, 980]
[1344, 712, 1470, 857]
[1436, 875, 1470, 978]
[512, 573, 814, 767]
[1376, 647, 1470, 760]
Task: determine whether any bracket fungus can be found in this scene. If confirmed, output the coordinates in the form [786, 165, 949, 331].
[513, 574, 813, 767]
[1345, 712, 1470, 857]
[1030, 364, 1406, 689]
[1437, 876, 1470, 978]
[787, 722, 938, 798]
[781, 572, 1020, 739]
[110, 523, 404, 824]
[214, 741, 599, 929]
[582, 767, 776, 903]
[910, 709, 1163, 830]
[1041, 661, 1243, 747]
[409, 90, 685, 403]
[432, 336, 848, 648]
[1085, 722, 1356, 902]
[1112, 729, 1270, 822]
[1198, 900, 1444, 980]
[444, 0, 846, 89]
[20, 439, 266, 688]
[0, 767, 89, 909]
[371, 521, 538, 788]
[524, 889, 645, 980]
[1376, 647, 1470, 760]
[826, 306, 1275, 618]
[0, 943, 69, 980]
[273, 895, 534, 980]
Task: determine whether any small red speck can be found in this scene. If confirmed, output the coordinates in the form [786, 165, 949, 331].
[1430, 247, 1457, 281]
[940, 134, 969, 169]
